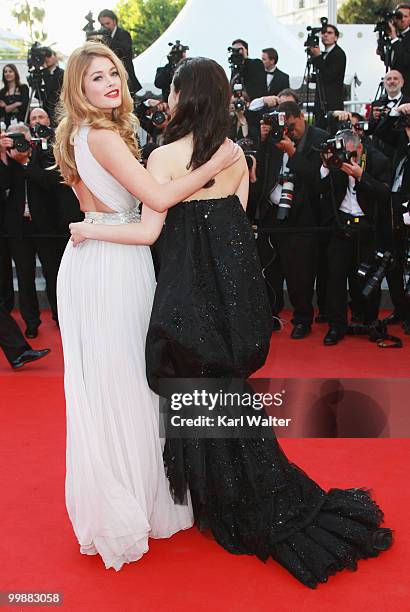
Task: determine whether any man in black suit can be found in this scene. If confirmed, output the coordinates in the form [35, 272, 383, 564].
[42, 49, 64, 126]
[254, 101, 328, 338]
[0, 126, 63, 338]
[374, 104, 410, 332]
[230, 39, 266, 101]
[319, 130, 391, 345]
[382, 3, 410, 96]
[98, 9, 142, 95]
[0, 304, 50, 369]
[309, 24, 346, 128]
[261, 48, 290, 96]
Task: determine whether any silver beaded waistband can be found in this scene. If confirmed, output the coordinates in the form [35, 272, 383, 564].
[84, 207, 140, 225]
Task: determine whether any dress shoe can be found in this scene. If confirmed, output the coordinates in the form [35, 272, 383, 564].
[11, 348, 50, 370]
[25, 326, 39, 339]
[323, 328, 345, 346]
[314, 313, 328, 323]
[291, 323, 311, 339]
[382, 312, 402, 325]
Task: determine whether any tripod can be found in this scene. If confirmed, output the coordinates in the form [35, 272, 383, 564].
[302, 53, 327, 124]
[24, 69, 46, 123]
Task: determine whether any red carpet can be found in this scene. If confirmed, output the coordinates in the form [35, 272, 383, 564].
[0, 311, 408, 611]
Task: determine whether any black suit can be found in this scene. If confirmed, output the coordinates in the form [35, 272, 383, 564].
[311, 44, 346, 126]
[237, 58, 266, 101]
[0, 150, 63, 328]
[389, 29, 410, 97]
[154, 64, 173, 101]
[110, 27, 142, 94]
[319, 146, 391, 331]
[264, 67, 290, 96]
[369, 94, 410, 159]
[255, 125, 328, 325]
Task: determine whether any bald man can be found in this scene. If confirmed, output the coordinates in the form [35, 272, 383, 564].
[29, 107, 51, 129]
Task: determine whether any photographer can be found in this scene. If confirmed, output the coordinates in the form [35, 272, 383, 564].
[230, 39, 266, 101]
[308, 24, 346, 128]
[0, 124, 64, 337]
[229, 90, 260, 143]
[380, 4, 410, 95]
[154, 42, 188, 101]
[374, 103, 410, 332]
[261, 48, 290, 96]
[42, 49, 64, 126]
[318, 130, 391, 345]
[249, 88, 299, 113]
[255, 101, 328, 338]
[98, 9, 142, 95]
[134, 98, 171, 145]
[370, 70, 409, 157]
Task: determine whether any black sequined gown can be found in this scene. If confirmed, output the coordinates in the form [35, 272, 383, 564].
[146, 196, 392, 589]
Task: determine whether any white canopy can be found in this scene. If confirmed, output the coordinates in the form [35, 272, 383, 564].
[133, 0, 306, 89]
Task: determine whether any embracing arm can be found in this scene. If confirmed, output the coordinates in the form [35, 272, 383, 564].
[88, 129, 240, 213]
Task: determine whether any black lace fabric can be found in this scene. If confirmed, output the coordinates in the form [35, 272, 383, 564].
[146, 196, 393, 589]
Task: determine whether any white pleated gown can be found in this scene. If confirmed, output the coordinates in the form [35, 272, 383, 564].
[57, 125, 193, 571]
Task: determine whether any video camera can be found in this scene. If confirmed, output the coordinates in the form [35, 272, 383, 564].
[305, 17, 328, 53]
[262, 111, 286, 143]
[314, 136, 357, 170]
[167, 40, 189, 70]
[26, 42, 50, 94]
[83, 11, 111, 42]
[374, 7, 403, 40]
[357, 251, 394, 298]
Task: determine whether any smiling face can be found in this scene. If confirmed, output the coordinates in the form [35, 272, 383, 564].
[83, 56, 122, 111]
[3, 66, 16, 83]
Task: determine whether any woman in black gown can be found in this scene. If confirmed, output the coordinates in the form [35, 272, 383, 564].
[70, 57, 393, 588]
[0, 65, 29, 127]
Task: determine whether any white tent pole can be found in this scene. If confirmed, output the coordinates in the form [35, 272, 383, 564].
[328, 0, 338, 24]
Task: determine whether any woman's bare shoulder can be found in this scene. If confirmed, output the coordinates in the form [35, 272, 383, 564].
[87, 128, 123, 147]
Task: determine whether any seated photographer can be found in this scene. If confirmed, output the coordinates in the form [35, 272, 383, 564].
[98, 9, 142, 95]
[374, 102, 410, 332]
[254, 101, 328, 338]
[42, 49, 64, 126]
[0, 124, 63, 337]
[261, 48, 290, 96]
[319, 130, 391, 345]
[230, 39, 266, 101]
[248, 88, 299, 112]
[0, 64, 29, 128]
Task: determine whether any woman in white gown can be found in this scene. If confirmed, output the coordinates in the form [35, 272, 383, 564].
[54, 42, 240, 571]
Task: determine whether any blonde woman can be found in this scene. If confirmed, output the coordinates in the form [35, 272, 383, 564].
[54, 42, 240, 571]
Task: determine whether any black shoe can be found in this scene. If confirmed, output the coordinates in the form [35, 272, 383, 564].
[350, 313, 364, 324]
[11, 348, 50, 370]
[25, 326, 39, 339]
[272, 317, 282, 332]
[403, 320, 410, 335]
[383, 312, 402, 325]
[291, 323, 311, 339]
[315, 313, 328, 323]
[323, 328, 345, 346]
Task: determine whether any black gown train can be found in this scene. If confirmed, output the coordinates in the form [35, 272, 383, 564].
[146, 195, 393, 589]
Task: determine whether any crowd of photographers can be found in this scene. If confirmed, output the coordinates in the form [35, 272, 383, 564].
[2, 4, 410, 369]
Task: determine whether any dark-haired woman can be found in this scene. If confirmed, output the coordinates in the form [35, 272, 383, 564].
[0, 64, 29, 127]
[70, 57, 393, 588]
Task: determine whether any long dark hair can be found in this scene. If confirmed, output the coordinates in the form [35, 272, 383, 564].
[1, 64, 21, 93]
[164, 57, 231, 174]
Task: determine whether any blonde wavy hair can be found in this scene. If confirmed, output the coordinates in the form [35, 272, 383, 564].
[54, 41, 139, 186]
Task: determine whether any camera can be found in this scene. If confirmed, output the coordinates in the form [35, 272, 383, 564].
[232, 83, 246, 112]
[26, 42, 50, 93]
[314, 137, 357, 170]
[357, 251, 394, 298]
[262, 111, 286, 143]
[228, 46, 245, 86]
[355, 120, 370, 132]
[7, 132, 31, 153]
[83, 11, 110, 42]
[151, 110, 167, 127]
[167, 40, 189, 70]
[276, 173, 295, 221]
[305, 17, 328, 53]
[374, 8, 402, 39]
[32, 123, 53, 139]
[236, 137, 258, 170]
